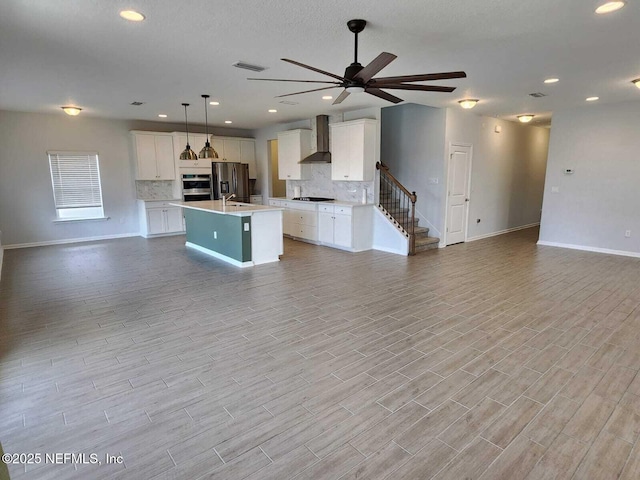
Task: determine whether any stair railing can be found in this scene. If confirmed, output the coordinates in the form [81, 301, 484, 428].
[376, 162, 417, 255]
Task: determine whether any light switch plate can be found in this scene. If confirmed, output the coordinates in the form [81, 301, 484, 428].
[244, 223, 250, 232]
[551, 186, 559, 193]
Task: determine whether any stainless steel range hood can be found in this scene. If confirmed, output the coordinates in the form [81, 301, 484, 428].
[300, 115, 331, 163]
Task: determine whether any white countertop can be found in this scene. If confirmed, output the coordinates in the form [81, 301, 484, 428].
[170, 200, 283, 216]
[269, 197, 374, 207]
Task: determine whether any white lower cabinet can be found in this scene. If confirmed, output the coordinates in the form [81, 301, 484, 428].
[284, 202, 318, 241]
[318, 204, 373, 251]
[138, 200, 185, 238]
[269, 199, 373, 252]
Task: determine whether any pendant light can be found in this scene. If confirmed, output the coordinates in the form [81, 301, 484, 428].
[179, 103, 198, 160]
[199, 94, 219, 159]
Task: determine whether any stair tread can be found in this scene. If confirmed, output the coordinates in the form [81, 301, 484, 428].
[414, 236, 439, 246]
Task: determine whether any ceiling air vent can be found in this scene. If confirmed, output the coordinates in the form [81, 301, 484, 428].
[278, 100, 299, 105]
[130, 101, 145, 106]
[233, 61, 267, 72]
[529, 92, 547, 98]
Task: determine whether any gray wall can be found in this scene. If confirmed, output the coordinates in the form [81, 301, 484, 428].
[445, 108, 550, 240]
[539, 101, 640, 254]
[0, 110, 251, 246]
[380, 104, 447, 236]
[379, 104, 549, 241]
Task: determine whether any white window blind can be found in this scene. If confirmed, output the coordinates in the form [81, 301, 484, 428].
[48, 151, 105, 220]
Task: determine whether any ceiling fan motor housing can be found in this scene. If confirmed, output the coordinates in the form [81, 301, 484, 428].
[344, 63, 363, 81]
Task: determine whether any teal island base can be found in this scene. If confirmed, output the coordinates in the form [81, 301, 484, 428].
[174, 201, 284, 268]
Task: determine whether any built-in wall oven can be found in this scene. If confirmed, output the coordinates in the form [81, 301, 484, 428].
[181, 174, 211, 201]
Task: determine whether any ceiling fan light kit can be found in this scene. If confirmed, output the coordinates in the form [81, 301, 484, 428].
[248, 19, 466, 105]
[458, 99, 479, 109]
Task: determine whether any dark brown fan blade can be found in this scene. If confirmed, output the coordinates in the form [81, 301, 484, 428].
[332, 90, 351, 105]
[375, 84, 456, 93]
[365, 88, 404, 104]
[372, 71, 467, 84]
[247, 78, 342, 84]
[353, 52, 397, 83]
[281, 59, 347, 82]
[274, 86, 339, 98]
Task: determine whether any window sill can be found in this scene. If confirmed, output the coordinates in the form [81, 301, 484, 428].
[53, 217, 110, 224]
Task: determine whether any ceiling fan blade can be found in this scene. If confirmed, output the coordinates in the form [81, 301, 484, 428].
[365, 87, 404, 104]
[353, 52, 397, 83]
[281, 58, 347, 82]
[376, 84, 456, 93]
[274, 86, 339, 98]
[372, 71, 467, 84]
[247, 78, 342, 84]
[332, 90, 351, 105]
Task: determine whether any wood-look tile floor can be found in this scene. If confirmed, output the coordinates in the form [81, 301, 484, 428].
[2, 228, 640, 479]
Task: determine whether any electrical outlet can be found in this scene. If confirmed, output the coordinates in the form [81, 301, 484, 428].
[213, 231, 217, 239]
[625, 230, 631, 238]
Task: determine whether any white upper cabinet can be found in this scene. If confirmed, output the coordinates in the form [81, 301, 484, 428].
[132, 132, 176, 180]
[222, 138, 241, 162]
[277, 129, 312, 180]
[330, 119, 377, 181]
[174, 135, 254, 170]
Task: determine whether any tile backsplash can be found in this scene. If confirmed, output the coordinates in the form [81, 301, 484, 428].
[286, 164, 374, 203]
[136, 180, 175, 200]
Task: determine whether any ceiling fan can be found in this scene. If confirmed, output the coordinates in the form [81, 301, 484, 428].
[248, 19, 467, 105]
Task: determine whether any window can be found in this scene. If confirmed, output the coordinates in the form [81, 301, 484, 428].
[48, 151, 105, 220]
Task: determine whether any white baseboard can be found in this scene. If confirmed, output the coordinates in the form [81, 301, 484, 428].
[372, 244, 409, 256]
[466, 223, 540, 243]
[537, 240, 640, 259]
[4, 232, 140, 250]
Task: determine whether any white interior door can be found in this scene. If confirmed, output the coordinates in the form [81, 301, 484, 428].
[446, 144, 472, 245]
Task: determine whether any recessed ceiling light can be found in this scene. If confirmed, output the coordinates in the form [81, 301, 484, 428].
[517, 114, 534, 123]
[322, 95, 333, 100]
[586, 96, 600, 102]
[224, 120, 232, 124]
[209, 101, 220, 106]
[632, 78, 640, 89]
[158, 114, 167, 118]
[268, 109, 277, 113]
[595, 1, 626, 14]
[544, 78, 559, 84]
[61, 106, 82, 116]
[458, 99, 479, 109]
[119, 10, 145, 22]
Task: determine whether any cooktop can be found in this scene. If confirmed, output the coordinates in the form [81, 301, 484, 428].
[291, 197, 335, 202]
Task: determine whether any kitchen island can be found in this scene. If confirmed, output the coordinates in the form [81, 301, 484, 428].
[170, 200, 284, 267]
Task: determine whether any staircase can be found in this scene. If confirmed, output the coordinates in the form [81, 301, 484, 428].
[377, 162, 440, 255]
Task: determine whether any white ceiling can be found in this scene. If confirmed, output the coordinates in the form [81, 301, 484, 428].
[1, 0, 639, 129]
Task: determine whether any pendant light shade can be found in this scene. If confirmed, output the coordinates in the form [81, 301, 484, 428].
[199, 94, 219, 159]
[179, 103, 198, 160]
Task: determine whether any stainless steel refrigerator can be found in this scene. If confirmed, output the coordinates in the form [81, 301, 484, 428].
[211, 162, 250, 203]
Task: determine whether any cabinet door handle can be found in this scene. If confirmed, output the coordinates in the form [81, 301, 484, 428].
[344, 175, 348, 178]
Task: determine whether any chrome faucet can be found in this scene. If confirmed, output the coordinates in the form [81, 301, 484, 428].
[222, 193, 236, 206]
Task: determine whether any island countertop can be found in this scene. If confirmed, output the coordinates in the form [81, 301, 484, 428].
[170, 200, 283, 216]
